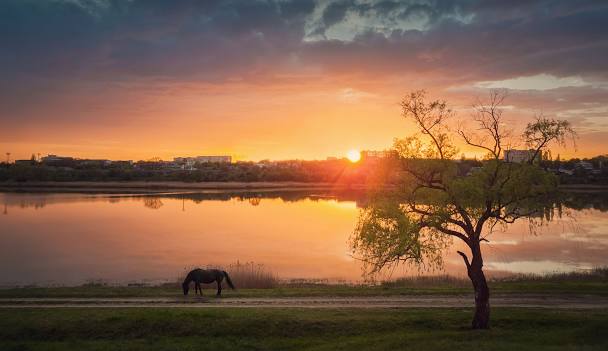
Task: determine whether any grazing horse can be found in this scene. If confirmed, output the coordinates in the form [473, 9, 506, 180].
[182, 268, 235, 296]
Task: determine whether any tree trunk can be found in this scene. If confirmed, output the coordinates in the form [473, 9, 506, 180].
[467, 243, 490, 329]
[469, 265, 490, 329]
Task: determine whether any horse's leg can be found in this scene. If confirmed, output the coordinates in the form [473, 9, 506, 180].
[197, 282, 202, 296]
[216, 278, 222, 297]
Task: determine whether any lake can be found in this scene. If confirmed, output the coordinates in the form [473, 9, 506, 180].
[1, 190, 607, 286]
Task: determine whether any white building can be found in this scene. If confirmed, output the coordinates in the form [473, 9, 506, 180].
[361, 150, 395, 160]
[194, 156, 232, 163]
[173, 155, 232, 170]
[504, 149, 540, 163]
[575, 161, 594, 171]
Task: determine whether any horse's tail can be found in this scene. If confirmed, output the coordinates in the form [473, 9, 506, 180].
[223, 271, 235, 289]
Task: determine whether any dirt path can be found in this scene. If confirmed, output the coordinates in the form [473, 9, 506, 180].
[2, 295, 607, 309]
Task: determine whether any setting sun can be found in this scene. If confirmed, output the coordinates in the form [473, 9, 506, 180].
[346, 149, 361, 163]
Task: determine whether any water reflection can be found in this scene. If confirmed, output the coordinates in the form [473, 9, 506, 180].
[0, 189, 369, 214]
[0, 190, 607, 286]
[143, 197, 163, 210]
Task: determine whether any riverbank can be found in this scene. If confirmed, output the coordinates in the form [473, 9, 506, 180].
[3, 271, 607, 298]
[0, 181, 367, 193]
[1, 180, 607, 194]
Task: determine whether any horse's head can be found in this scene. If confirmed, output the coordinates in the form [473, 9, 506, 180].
[182, 281, 189, 295]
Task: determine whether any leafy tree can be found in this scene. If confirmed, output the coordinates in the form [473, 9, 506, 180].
[351, 90, 575, 329]
[524, 115, 576, 163]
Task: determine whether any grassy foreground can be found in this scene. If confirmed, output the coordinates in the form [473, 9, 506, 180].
[0, 307, 606, 350]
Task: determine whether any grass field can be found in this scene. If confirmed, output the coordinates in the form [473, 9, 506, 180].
[2, 282, 607, 299]
[0, 307, 606, 350]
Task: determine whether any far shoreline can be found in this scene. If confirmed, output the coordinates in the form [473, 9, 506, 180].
[0, 181, 368, 194]
[1, 181, 607, 193]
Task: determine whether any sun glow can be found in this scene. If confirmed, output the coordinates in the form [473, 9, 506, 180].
[346, 149, 361, 163]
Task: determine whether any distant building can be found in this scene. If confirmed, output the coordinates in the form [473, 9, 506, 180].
[134, 159, 176, 170]
[466, 166, 483, 176]
[173, 155, 232, 170]
[41, 154, 75, 166]
[504, 149, 540, 163]
[254, 160, 276, 168]
[41, 154, 73, 163]
[194, 155, 231, 163]
[575, 161, 594, 171]
[80, 159, 112, 167]
[174, 156, 231, 164]
[361, 150, 396, 160]
[111, 160, 134, 168]
[14, 160, 34, 165]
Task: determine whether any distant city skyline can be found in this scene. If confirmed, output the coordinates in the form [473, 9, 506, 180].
[4, 149, 606, 164]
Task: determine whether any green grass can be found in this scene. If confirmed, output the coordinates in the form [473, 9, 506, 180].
[0, 307, 606, 350]
[0, 285, 470, 298]
[2, 280, 607, 299]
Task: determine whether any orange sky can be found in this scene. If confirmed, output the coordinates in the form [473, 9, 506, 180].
[1, 81, 603, 162]
[1, 1, 607, 161]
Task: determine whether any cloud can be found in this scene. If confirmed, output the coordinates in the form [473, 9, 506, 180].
[475, 74, 590, 91]
[0, 0, 315, 81]
[1, 0, 606, 85]
[302, 1, 608, 84]
[305, 0, 473, 42]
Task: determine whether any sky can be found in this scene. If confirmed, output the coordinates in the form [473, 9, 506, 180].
[1, 0, 607, 161]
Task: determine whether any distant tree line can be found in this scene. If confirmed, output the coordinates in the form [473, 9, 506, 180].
[0, 158, 379, 183]
[0, 155, 605, 184]
[541, 156, 608, 184]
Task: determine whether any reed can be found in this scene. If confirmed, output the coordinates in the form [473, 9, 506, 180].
[177, 261, 278, 289]
[492, 267, 608, 282]
[382, 275, 470, 288]
[226, 261, 278, 289]
[381, 267, 608, 288]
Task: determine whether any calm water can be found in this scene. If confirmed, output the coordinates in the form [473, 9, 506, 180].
[1, 191, 607, 286]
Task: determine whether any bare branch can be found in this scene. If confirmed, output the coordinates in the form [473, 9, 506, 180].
[400, 90, 456, 160]
[456, 251, 471, 270]
[458, 90, 510, 160]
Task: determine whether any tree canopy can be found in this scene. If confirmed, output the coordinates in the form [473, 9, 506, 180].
[351, 90, 575, 329]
